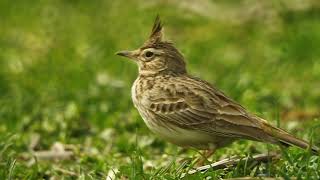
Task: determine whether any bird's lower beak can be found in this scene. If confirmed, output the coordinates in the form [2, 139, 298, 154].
[116, 50, 131, 57]
[115, 50, 139, 60]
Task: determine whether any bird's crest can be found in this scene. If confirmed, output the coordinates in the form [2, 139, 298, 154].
[145, 15, 163, 46]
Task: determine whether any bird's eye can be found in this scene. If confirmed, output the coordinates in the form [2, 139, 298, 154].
[145, 51, 154, 58]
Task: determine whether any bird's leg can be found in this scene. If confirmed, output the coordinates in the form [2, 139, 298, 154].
[176, 148, 193, 164]
[196, 149, 216, 166]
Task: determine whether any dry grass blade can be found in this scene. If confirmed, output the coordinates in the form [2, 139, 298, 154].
[224, 177, 287, 180]
[53, 166, 78, 177]
[181, 153, 280, 178]
[32, 142, 74, 161]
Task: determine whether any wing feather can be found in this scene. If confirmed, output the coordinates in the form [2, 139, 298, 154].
[142, 76, 267, 140]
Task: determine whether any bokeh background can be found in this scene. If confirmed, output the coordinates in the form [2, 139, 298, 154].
[1, 0, 320, 179]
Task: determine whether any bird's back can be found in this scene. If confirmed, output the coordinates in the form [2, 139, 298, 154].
[130, 74, 319, 153]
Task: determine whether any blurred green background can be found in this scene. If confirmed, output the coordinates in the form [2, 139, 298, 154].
[0, 0, 320, 179]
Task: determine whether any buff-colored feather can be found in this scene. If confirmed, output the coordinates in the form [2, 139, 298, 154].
[117, 16, 319, 154]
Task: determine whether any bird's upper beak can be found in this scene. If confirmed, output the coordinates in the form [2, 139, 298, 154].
[115, 49, 140, 60]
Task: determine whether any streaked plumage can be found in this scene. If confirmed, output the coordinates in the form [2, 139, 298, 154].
[117, 16, 319, 154]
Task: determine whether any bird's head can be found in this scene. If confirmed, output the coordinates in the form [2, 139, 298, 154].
[116, 16, 186, 76]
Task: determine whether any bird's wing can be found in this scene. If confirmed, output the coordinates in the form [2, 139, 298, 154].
[143, 76, 270, 140]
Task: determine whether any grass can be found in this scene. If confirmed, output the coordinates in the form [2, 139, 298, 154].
[0, 0, 320, 179]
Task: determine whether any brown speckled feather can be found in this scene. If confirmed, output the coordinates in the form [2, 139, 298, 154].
[118, 16, 319, 153]
[137, 75, 274, 142]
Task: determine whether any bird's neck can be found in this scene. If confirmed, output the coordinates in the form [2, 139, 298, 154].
[138, 70, 186, 78]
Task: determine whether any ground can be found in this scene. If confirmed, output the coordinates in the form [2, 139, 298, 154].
[0, 0, 320, 179]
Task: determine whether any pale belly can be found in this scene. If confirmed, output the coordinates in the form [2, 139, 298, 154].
[138, 107, 218, 150]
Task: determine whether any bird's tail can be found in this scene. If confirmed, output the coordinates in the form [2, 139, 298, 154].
[262, 121, 319, 154]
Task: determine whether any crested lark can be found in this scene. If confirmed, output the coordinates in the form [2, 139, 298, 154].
[116, 16, 319, 155]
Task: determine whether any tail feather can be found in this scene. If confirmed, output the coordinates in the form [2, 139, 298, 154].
[262, 122, 319, 154]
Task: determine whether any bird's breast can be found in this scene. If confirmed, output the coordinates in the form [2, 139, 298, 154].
[131, 78, 142, 107]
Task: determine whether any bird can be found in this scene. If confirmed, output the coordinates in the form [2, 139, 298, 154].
[116, 16, 319, 158]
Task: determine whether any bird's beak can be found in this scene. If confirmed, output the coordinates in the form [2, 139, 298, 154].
[115, 50, 139, 60]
